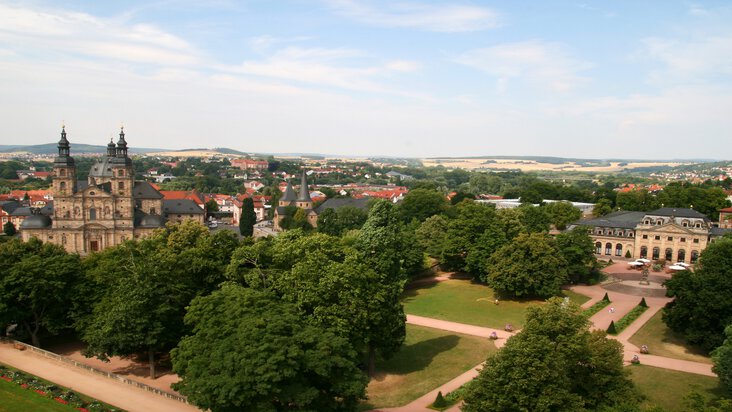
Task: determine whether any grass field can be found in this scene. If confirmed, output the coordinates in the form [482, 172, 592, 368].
[0, 378, 74, 412]
[363, 324, 495, 409]
[630, 365, 724, 411]
[628, 311, 711, 364]
[402, 279, 589, 329]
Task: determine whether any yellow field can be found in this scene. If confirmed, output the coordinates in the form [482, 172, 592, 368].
[421, 158, 687, 172]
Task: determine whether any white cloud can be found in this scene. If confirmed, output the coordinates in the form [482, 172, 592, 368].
[324, 0, 500, 32]
[248, 35, 311, 53]
[642, 35, 732, 77]
[454, 40, 592, 92]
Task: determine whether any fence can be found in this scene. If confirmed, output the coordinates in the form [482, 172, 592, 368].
[0, 337, 188, 404]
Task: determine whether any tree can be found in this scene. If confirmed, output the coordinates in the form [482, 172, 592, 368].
[519, 188, 543, 204]
[663, 238, 732, 351]
[172, 284, 367, 412]
[398, 188, 448, 222]
[2, 221, 15, 236]
[484, 233, 568, 298]
[544, 201, 582, 230]
[0, 238, 81, 347]
[518, 204, 551, 233]
[205, 198, 219, 212]
[713, 328, 732, 394]
[416, 215, 448, 257]
[593, 198, 614, 217]
[556, 226, 597, 284]
[463, 298, 638, 412]
[239, 197, 256, 236]
[317, 206, 368, 236]
[441, 200, 496, 271]
[354, 200, 408, 375]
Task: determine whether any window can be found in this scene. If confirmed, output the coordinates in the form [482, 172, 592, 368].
[691, 250, 699, 263]
[89, 208, 97, 221]
[680, 237, 686, 242]
[629, 233, 635, 237]
[615, 244, 623, 256]
[656, 220, 663, 225]
[677, 249, 686, 262]
[665, 248, 673, 261]
[642, 234, 648, 239]
[605, 242, 612, 255]
[655, 235, 661, 240]
[595, 242, 602, 254]
[119, 169, 125, 177]
[118, 182, 124, 190]
[695, 223, 702, 228]
[644, 219, 650, 225]
[59, 181, 66, 191]
[640, 246, 648, 258]
[652, 247, 660, 260]
[693, 238, 699, 244]
[89, 191, 95, 196]
[682, 220, 689, 227]
[59, 169, 66, 177]
[149, 208, 156, 215]
[668, 236, 673, 241]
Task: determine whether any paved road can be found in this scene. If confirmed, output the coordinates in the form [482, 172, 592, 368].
[0, 343, 201, 412]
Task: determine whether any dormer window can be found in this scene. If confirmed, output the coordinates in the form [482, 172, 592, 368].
[695, 223, 702, 228]
[656, 220, 663, 225]
[644, 219, 651, 225]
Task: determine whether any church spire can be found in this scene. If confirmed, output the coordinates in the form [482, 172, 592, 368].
[107, 136, 116, 157]
[54, 123, 74, 166]
[298, 170, 312, 202]
[116, 125, 128, 158]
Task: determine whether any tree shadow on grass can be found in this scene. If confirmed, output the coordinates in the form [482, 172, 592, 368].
[373, 335, 460, 380]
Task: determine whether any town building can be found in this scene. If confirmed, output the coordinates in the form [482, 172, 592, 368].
[720, 207, 732, 229]
[572, 207, 732, 263]
[273, 171, 318, 231]
[231, 158, 269, 171]
[20, 126, 203, 254]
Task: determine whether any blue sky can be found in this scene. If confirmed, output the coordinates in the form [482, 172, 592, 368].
[1, 1, 731, 159]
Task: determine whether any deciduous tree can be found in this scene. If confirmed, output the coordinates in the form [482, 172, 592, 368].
[239, 197, 256, 236]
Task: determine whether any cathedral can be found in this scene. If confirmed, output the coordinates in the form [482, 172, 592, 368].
[273, 171, 318, 231]
[21, 126, 203, 254]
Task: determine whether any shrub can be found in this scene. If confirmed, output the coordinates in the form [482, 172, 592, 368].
[583, 299, 611, 318]
[607, 321, 618, 334]
[625, 250, 632, 258]
[433, 391, 448, 409]
[639, 297, 648, 307]
[651, 264, 662, 272]
[613, 306, 649, 334]
[603, 292, 610, 302]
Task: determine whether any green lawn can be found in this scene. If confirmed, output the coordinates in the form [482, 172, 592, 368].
[630, 365, 724, 411]
[0, 378, 74, 412]
[628, 311, 711, 364]
[403, 279, 589, 329]
[363, 324, 495, 409]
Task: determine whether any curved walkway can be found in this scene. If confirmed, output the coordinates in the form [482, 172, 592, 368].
[378, 280, 714, 411]
[0, 342, 200, 412]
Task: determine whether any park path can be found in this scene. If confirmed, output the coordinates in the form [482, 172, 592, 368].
[0, 342, 200, 412]
[375, 280, 714, 412]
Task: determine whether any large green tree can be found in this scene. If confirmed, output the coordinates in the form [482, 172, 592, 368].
[398, 188, 448, 222]
[172, 284, 367, 412]
[556, 226, 597, 284]
[416, 214, 449, 257]
[664, 238, 732, 351]
[713, 325, 732, 394]
[2, 221, 16, 236]
[463, 298, 638, 412]
[484, 233, 568, 298]
[441, 200, 496, 271]
[544, 201, 582, 230]
[317, 206, 368, 236]
[239, 197, 256, 236]
[0, 238, 81, 347]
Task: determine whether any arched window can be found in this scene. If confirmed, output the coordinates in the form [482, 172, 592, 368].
[691, 250, 699, 263]
[677, 249, 686, 263]
[59, 169, 66, 177]
[615, 243, 623, 256]
[605, 242, 612, 255]
[644, 219, 651, 225]
[665, 248, 673, 261]
[89, 208, 97, 221]
[640, 246, 648, 258]
[695, 223, 702, 228]
[656, 219, 663, 225]
[682, 220, 689, 227]
[59, 181, 66, 191]
[595, 242, 602, 254]
[652, 247, 660, 260]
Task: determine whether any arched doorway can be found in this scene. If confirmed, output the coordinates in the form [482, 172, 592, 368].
[615, 243, 623, 256]
[595, 242, 602, 254]
[691, 250, 699, 263]
[652, 247, 660, 260]
[605, 242, 612, 255]
[677, 249, 686, 263]
[665, 248, 673, 261]
[640, 246, 647, 258]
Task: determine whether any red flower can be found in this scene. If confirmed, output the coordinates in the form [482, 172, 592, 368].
[55, 397, 69, 404]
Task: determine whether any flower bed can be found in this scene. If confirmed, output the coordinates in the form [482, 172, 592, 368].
[0, 364, 122, 412]
[609, 305, 649, 335]
[582, 298, 611, 318]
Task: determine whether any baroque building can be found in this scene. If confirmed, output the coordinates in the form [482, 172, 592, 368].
[21, 126, 203, 254]
[574, 207, 732, 263]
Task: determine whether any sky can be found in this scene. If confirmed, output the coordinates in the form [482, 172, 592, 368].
[0, 1, 731, 159]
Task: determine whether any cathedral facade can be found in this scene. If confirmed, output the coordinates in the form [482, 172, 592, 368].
[21, 126, 201, 255]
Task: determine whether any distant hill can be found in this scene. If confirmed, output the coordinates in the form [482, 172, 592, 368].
[0, 143, 164, 155]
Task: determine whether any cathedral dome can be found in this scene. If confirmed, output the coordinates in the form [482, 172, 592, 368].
[20, 214, 52, 229]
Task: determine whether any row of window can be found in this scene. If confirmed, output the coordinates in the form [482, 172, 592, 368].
[642, 218, 703, 228]
[640, 234, 699, 243]
[593, 242, 699, 263]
